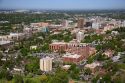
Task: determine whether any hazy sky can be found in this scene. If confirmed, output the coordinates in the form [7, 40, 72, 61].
[0, 0, 125, 10]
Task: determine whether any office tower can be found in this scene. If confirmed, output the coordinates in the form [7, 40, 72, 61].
[77, 18, 84, 28]
[40, 57, 52, 72]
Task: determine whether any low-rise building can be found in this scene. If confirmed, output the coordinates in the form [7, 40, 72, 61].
[30, 22, 49, 27]
[62, 65, 71, 70]
[62, 53, 84, 64]
[30, 46, 37, 50]
[103, 50, 114, 57]
[85, 62, 102, 74]
[0, 40, 13, 49]
[49, 42, 68, 52]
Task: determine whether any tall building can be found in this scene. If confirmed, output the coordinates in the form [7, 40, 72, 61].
[122, 20, 125, 27]
[77, 18, 84, 28]
[62, 20, 69, 27]
[76, 31, 84, 42]
[40, 57, 52, 72]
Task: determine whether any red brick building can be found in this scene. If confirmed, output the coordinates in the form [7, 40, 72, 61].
[67, 42, 90, 59]
[62, 53, 84, 64]
[49, 42, 68, 52]
[49, 41, 93, 64]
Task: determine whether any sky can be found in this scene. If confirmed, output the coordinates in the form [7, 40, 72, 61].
[0, 0, 125, 10]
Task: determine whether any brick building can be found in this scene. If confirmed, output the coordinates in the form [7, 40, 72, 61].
[49, 42, 68, 52]
[62, 53, 84, 64]
[67, 41, 90, 59]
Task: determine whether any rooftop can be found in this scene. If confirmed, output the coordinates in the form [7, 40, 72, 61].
[0, 40, 12, 45]
[63, 53, 81, 59]
[51, 42, 67, 45]
[85, 62, 101, 69]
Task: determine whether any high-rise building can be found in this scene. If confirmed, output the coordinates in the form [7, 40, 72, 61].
[40, 57, 52, 72]
[77, 18, 84, 28]
[62, 20, 69, 27]
[76, 31, 84, 42]
[122, 20, 125, 27]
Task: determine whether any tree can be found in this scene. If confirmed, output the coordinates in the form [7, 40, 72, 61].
[112, 73, 125, 83]
[95, 53, 107, 61]
[49, 71, 68, 83]
[20, 48, 29, 56]
[13, 74, 24, 83]
[69, 64, 80, 80]
[101, 73, 111, 83]
[84, 68, 92, 75]
[25, 79, 33, 83]
[0, 52, 3, 66]
[0, 69, 7, 79]
[92, 75, 100, 83]
[41, 43, 49, 52]
[40, 75, 48, 83]
[6, 71, 13, 81]
[25, 57, 39, 73]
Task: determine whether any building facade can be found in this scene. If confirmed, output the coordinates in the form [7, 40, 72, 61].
[40, 57, 52, 72]
[76, 31, 84, 42]
[63, 53, 84, 64]
[77, 18, 85, 28]
[49, 42, 68, 52]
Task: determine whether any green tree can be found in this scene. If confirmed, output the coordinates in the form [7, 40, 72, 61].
[49, 71, 68, 83]
[0, 69, 7, 79]
[25, 57, 39, 73]
[69, 64, 80, 80]
[101, 73, 111, 83]
[25, 79, 33, 83]
[84, 68, 92, 75]
[20, 48, 29, 56]
[40, 75, 48, 83]
[6, 71, 13, 81]
[13, 74, 24, 83]
[0, 52, 3, 66]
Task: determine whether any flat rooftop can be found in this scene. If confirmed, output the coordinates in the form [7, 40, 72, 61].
[0, 40, 12, 45]
[63, 53, 81, 59]
[85, 62, 101, 69]
[51, 42, 67, 45]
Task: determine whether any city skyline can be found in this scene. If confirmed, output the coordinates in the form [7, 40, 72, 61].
[0, 0, 125, 10]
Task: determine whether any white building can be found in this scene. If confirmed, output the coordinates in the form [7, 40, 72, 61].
[62, 20, 69, 28]
[9, 33, 25, 40]
[40, 57, 52, 72]
[76, 31, 84, 42]
[85, 62, 101, 69]
[122, 20, 125, 27]
[0, 40, 11, 45]
[30, 46, 37, 50]
[92, 22, 100, 29]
